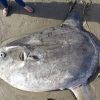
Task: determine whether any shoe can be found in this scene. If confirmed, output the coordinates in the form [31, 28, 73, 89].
[3, 8, 8, 17]
[24, 5, 34, 13]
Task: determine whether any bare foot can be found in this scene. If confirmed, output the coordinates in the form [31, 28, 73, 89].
[24, 5, 34, 13]
[3, 8, 8, 17]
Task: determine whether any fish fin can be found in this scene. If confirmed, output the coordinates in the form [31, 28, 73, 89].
[63, 1, 89, 28]
[69, 84, 95, 100]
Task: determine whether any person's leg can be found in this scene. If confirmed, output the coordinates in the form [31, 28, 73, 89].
[15, 0, 33, 12]
[0, 0, 8, 8]
[15, 0, 25, 7]
[0, 0, 8, 16]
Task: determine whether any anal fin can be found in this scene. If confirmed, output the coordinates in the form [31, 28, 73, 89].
[69, 84, 95, 100]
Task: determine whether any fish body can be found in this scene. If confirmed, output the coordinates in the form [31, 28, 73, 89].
[0, 2, 99, 100]
[0, 24, 98, 92]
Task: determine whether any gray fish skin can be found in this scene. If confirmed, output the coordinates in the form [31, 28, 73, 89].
[0, 2, 99, 100]
[0, 23, 98, 92]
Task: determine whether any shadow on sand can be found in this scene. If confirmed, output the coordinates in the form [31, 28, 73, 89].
[0, 1, 99, 23]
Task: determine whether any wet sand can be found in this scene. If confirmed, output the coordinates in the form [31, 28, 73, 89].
[0, 0, 100, 100]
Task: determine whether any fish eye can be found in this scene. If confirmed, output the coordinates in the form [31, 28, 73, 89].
[0, 52, 6, 58]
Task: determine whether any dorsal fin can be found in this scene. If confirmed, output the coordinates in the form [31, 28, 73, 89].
[63, 1, 86, 28]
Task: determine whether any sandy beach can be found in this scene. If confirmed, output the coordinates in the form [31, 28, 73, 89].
[0, 0, 100, 100]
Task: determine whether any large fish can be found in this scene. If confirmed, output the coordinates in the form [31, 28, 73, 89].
[0, 2, 99, 100]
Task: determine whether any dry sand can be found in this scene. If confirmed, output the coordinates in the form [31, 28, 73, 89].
[0, 0, 100, 100]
